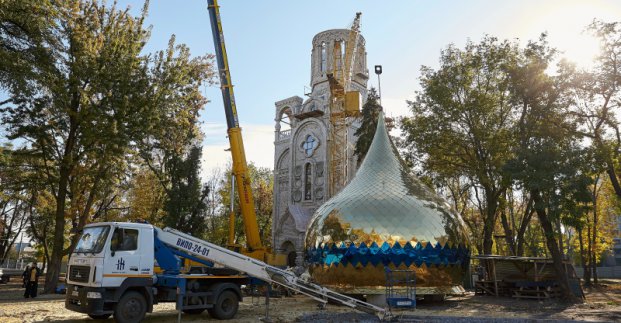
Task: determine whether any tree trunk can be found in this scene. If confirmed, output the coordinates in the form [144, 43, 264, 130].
[500, 209, 516, 255]
[44, 165, 70, 294]
[557, 218, 564, 257]
[44, 93, 79, 293]
[482, 189, 499, 255]
[606, 164, 621, 199]
[516, 202, 534, 257]
[584, 224, 592, 286]
[578, 228, 590, 286]
[592, 200, 599, 285]
[532, 190, 575, 301]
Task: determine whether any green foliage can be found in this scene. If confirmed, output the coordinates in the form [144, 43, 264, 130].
[0, 145, 29, 264]
[127, 167, 166, 226]
[566, 20, 621, 199]
[162, 146, 209, 236]
[354, 88, 382, 165]
[401, 36, 519, 254]
[209, 163, 273, 248]
[0, 0, 213, 291]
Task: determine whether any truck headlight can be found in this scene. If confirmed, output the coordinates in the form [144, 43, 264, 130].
[87, 292, 102, 299]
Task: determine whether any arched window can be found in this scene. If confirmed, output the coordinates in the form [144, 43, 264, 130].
[338, 40, 345, 71]
[320, 42, 327, 73]
[279, 108, 292, 131]
[304, 163, 312, 200]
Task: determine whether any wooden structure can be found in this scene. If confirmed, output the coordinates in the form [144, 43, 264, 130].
[472, 255, 584, 300]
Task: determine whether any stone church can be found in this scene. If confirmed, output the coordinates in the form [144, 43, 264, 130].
[272, 28, 369, 266]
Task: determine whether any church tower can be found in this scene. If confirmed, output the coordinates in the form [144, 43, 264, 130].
[272, 28, 369, 266]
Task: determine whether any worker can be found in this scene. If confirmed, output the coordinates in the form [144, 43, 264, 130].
[24, 262, 40, 298]
[21, 264, 30, 288]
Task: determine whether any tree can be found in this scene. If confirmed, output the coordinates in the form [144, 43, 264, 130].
[354, 88, 382, 164]
[504, 36, 591, 300]
[127, 167, 166, 225]
[0, 146, 29, 264]
[401, 36, 518, 256]
[568, 21, 621, 199]
[162, 146, 209, 236]
[563, 19, 621, 287]
[0, 0, 212, 292]
[216, 163, 273, 248]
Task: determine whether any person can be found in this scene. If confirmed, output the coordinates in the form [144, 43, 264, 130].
[24, 262, 40, 298]
[21, 265, 30, 288]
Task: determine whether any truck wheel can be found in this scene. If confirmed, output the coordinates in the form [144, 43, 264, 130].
[88, 313, 111, 320]
[113, 291, 146, 323]
[208, 290, 238, 320]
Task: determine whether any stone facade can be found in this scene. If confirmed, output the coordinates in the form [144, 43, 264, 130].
[272, 29, 369, 267]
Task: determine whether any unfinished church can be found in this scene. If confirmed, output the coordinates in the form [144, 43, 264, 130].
[272, 28, 369, 267]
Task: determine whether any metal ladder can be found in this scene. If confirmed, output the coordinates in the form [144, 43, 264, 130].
[159, 227, 388, 319]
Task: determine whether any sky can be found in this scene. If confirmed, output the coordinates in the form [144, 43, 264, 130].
[114, 0, 621, 179]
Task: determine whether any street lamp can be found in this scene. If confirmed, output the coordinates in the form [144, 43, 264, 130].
[374, 65, 382, 107]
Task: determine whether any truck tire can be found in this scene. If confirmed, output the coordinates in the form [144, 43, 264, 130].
[208, 290, 238, 320]
[113, 291, 146, 323]
[88, 313, 111, 320]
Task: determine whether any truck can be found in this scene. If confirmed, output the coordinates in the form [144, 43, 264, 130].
[0, 267, 23, 284]
[65, 221, 386, 322]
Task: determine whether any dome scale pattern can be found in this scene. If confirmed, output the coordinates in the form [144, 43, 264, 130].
[305, 113, 470, 295]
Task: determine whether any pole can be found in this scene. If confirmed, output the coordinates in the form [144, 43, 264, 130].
[377, 74, 382, 106]
[15, 233, 23, 269]
[374, 65, 383, 107]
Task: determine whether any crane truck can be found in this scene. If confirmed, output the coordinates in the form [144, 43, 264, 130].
[64, 221, 386, 322]
[65, 2, 388, 322]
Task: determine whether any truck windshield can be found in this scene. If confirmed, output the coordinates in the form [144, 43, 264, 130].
[74, 226, 110, 254]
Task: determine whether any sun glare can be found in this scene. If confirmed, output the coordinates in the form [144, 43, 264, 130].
[520, 0, 617, 69]
[558, 32, 600, 69]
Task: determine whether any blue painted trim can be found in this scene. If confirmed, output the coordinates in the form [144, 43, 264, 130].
[307, 241, 470, 268]
[169, 248, 214, 268]
[154, 231, 181, 274]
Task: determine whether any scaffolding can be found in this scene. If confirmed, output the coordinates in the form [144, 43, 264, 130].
[385, 268, 416, 309]
[327, 13, 362, 197]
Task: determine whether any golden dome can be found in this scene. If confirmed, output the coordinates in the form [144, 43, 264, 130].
[305, 113, 470, 294]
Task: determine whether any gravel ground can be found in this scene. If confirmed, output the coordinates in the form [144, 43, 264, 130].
[0, 278, 619, 322]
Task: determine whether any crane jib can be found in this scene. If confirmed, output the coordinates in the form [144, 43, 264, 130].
[207, 0, 238, 130]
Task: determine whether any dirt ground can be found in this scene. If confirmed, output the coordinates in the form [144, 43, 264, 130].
[0, 278, 620, 322]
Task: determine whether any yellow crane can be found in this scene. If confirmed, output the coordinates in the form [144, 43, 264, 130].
[327, 13, 362, 197]
[207, 0, 284, 264]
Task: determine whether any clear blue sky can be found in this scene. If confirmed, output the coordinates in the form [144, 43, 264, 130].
[49, 1, 621, 176]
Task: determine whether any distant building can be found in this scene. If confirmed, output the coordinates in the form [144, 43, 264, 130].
[611, 217, 621, 266]
[13, 242, 31, 253]
[272, 28, 369, 267]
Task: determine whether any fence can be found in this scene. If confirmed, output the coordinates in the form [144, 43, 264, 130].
[574, 266, 621, 279]
[0, 259, 28, 270]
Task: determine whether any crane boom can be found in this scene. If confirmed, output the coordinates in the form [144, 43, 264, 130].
[157, 226, 388, 318]
[207, 0, 265, 257]
[343, 12, 362, 91]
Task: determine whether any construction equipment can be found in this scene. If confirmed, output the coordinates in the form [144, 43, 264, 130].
[207, 0, 279, 263]
[65, 221, 388, 321]
[327, 13, 363, 196]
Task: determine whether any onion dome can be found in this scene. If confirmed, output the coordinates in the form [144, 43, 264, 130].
[305, 113, 470, 295]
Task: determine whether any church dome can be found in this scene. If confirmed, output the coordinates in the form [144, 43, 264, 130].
[305, 113, 470, 295]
